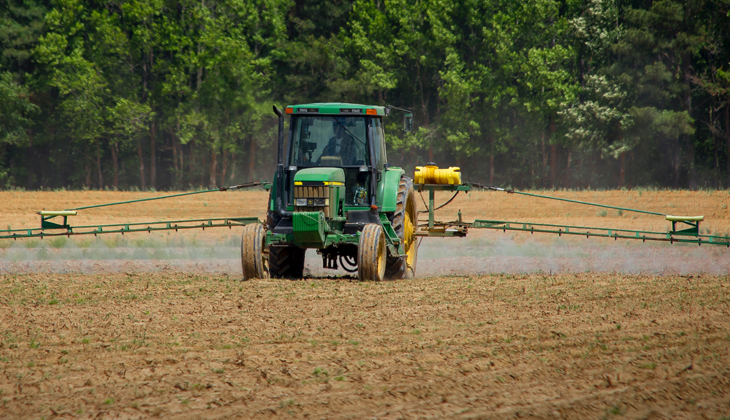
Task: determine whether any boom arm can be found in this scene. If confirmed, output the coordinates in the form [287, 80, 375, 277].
[413, 183, 730, 247]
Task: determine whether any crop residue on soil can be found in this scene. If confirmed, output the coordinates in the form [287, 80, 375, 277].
[1, 273, 729, 419]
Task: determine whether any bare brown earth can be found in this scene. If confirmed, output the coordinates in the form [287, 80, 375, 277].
[1, 273, 730, 419]
[1, 190, 730, 419]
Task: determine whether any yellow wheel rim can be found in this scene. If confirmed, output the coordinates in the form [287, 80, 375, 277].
[404, 195, 416, 268]
[376, 237, 385, 276]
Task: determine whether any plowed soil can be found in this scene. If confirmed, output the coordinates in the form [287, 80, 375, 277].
[1, 273, 729, 419]
[1, 190, 730, 418]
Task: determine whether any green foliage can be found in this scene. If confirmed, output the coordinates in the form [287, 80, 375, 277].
[1, 0, 730, 189]
[0, 72, 38, 145]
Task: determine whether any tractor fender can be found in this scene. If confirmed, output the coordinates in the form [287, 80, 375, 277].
[377, 168, 405, 212]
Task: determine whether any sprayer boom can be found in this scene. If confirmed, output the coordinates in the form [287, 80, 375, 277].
[411, 174, 729, 247]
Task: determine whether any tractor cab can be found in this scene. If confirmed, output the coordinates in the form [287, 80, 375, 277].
[285, 104, 388, 213]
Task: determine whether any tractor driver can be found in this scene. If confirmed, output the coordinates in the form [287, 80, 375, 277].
[318, 121, 358, 165]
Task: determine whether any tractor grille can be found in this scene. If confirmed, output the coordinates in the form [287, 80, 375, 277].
[294, 185, 331, 217]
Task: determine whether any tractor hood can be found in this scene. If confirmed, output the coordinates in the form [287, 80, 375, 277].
[294, 167, 345, 184]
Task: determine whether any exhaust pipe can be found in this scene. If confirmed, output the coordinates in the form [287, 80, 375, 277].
[273, 106, 292, 217]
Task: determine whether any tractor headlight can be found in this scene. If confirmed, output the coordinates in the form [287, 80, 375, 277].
[295, 198, 328, 207]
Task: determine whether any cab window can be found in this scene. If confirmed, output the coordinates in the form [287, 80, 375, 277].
[289, 116, 368, 167]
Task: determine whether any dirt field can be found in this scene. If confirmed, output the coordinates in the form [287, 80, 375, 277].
[1, 273, 729, 419]
[1, 190, 730, 418]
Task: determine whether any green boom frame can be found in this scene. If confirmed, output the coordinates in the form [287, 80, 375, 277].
[2, 183, 728, 249]
[414, 183, 730, 247]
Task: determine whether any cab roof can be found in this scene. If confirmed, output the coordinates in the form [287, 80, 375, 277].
[285, 103, 386, 116]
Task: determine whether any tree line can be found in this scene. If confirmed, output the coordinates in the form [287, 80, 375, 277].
[1, 0, 729, 191]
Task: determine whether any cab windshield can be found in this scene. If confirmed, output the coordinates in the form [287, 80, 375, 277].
[289, 116, 369, 167]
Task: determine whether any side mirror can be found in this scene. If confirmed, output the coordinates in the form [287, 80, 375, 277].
[404, 113, 413, 132]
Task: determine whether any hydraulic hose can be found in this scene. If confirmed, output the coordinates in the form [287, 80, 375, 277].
[68, 182, 263, 211]
[466, 182, 664, 217]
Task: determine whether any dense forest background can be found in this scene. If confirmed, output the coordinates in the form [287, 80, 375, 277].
[1, 0, 730, 190]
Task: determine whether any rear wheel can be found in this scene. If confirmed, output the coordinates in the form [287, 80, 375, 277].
[241, 224, 269, 280]
[269, 245, 306, 279]
[358, 224, 386, 281]
[386, 176, 418, 279]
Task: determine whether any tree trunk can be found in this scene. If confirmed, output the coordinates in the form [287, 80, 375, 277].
[200, 146, 207, 187]
[220, 149, 228, 187]
[188, 142, 195, 186]
[85, 164, 91, 189]
[249, 138, 256, 182]
[179, 140, 184, 187]
[588, 152, 595, 189]
[137, 137, 146, 190]
[174, 120, 184, 188]
[549, 121, 557, 188]
[111, 141, 119, 190]
[489, 137, 494, 185]
[541, 131, 547, 187]
[172, 134, 179, 187]
[519, 157, 525, 189]
[550, 145, 557, 188]
[84, 142, 91, 189]
[619, 152, 625, 188]
[566, 150, 572, 189]
[726, 103, 729, 189]
[96, 141, 103, 190]
[686, 133, 696, 189]
[416, 62, 431, 163]
[714, 132, 720, 190]
[710, 104, 719, 189]
[209, 148, 217, 188]
[229, 152, 236, 181]
[149, 119, 157, 190]
[541, 132, 547, 168]
[673, 146, 681, 188]
[577, 155, 584, 189]
[683, 53, 696, 189]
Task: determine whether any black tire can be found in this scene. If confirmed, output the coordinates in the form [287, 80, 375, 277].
[269, 245, 306, 279]
[358, 224, 386, 281]
[241, 223, 269, 280]
[385, 176, 418, 279]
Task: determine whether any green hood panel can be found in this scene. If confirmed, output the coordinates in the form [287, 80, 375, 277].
[294, 168, 345, 183]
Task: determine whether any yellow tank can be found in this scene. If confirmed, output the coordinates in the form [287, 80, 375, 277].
[414, 164, 462, 185]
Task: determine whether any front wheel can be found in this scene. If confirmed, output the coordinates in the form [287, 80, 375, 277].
[358, 224, 386, 281]
[241, 223, 269, 280]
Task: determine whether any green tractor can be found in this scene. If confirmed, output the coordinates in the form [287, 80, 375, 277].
[241, 103, 417, 281]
